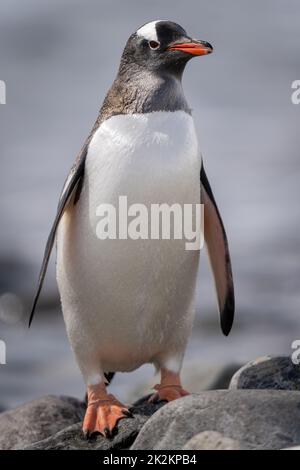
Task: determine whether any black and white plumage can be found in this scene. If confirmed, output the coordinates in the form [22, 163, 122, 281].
[30, 20, 234, 436]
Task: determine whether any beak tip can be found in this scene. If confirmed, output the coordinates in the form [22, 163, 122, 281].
[168, 40, 214, 56]
[202, 41, 213, 54]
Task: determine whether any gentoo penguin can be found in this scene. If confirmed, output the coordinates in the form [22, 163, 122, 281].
[30, 20, 234, 438]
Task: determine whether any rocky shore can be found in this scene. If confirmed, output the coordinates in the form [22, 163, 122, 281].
[1, 356, 300, 450]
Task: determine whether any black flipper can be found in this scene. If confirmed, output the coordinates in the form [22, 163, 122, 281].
[200, 163, 235, 336]
[28, 145, 88, 327]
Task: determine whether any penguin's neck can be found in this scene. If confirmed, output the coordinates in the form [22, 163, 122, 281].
[99, 65, 191, 124]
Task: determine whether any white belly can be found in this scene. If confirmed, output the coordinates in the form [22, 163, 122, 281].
[56, 111, 201, 382]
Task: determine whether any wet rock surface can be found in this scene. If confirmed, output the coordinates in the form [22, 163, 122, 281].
[229, 356, 300, 390]
[132, 390, 300, 450]
[0, 395, 85, 450]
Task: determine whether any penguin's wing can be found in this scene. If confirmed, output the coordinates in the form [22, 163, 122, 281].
[200, 163, 235, 336]
[28, 144, 88, 327]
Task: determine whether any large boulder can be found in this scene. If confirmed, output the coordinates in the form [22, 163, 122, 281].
[131, 390, 300, 450]
[230, 356, 300, 390]
[0, 395, 85, 450]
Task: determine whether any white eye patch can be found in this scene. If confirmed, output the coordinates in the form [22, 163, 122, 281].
[136, 20, 164, 41]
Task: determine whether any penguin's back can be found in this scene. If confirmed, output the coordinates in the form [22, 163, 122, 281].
[56, 110, 201, 373]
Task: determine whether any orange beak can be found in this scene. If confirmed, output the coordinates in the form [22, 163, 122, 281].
[168, 40, 213, 56]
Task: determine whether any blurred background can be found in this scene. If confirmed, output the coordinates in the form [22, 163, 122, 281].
[0, 0, 300, 410]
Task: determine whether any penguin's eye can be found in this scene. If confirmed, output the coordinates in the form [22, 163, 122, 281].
[149, 40, 160, 50]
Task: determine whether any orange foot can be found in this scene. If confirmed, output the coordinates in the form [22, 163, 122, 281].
[148, 368, 190, 403]
[83, 384, 131, 438]
[149, 384, 190, 403]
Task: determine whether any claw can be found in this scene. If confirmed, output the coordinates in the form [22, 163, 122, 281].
[122, 409, 133, 418]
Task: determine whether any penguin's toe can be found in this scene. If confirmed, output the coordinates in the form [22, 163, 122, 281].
[82, 394, 131, 439]
[148, 385, 190, 403]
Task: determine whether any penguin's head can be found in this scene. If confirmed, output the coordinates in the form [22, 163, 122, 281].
[120, 20, 213, 77]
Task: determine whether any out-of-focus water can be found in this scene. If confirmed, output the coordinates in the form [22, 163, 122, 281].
[0, 0, 300, 409]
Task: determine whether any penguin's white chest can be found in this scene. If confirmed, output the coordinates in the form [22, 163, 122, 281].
[57, 111, 201, 376]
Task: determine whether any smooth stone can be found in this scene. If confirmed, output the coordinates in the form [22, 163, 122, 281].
[131, 390, 300, 450]
[0, 395, 85, 450]
[229, 356, 300, 390]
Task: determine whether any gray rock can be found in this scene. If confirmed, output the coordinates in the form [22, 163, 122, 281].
[131, 390, 300, 450]
[0, 395, 85, 450]
[230, 356, 300, 390]
[183, 431, 251, 450]
[24, 397, 163, 450]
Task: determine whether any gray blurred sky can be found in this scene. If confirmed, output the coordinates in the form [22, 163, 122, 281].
[0, 0, 300, 406]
